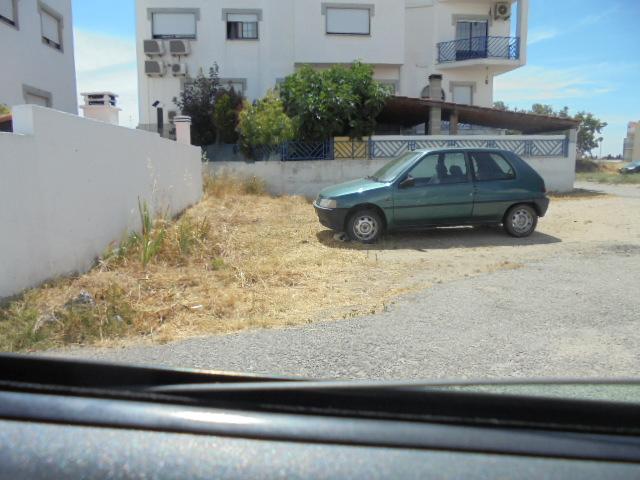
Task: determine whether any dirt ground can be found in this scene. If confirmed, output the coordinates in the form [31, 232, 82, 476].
[4, 181, 640, 353]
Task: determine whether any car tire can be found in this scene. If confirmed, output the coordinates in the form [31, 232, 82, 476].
[347, 209, 383, 244]
[504, 204, 538, 238]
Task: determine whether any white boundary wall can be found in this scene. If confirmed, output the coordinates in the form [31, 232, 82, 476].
[206, 134, 577, 198]
[0, 105, 202, 299]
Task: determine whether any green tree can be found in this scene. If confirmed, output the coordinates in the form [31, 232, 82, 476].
[237, 91, 296, 157]
[174, 64, 222, 146]
[574, 111, 607, 157]
[279, 61, 390, 141]
[0, 104, 9, 115]
[213, 90, 243, 144]
[493, 101, 508, 111]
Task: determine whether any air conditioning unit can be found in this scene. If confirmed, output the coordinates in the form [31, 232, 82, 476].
[494, 1, 511, 20]
[169, 39, 191, 56]
[171, 63, 188, 77]
[143, 39, 164, 56]
[145, 60, 166, 77]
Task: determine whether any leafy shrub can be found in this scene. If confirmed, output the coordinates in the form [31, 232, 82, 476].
[213, 90, 243, 144]
[237, 91, 296, 158]
[279, 61, 390, 141]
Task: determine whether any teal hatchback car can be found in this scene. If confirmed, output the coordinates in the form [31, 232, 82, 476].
[313, 148, 550, 243]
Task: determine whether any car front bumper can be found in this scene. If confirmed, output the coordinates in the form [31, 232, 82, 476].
[313, 203, 349, 231]
[534, 196, 550, 217]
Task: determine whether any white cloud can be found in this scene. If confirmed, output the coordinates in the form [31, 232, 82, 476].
[494, 65, 616, 103]
[73, 29, 139, 128]
[527, 28, 559, 45]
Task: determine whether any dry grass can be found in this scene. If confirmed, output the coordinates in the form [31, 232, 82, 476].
[0, 174, 410, 352]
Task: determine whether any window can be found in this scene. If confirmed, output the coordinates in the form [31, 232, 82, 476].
[470, 152, 516, 181]
[452, 84, 473, 105]
[455, 20, 488, 59]
[407, 154, 438, 185]
[377, 80, 397, 95]
[226, 13, 258, 40]
[220, 79, 246, 96]
[152, 12, 196, 39]
[408, 153, 469, 186]
[0, 0, 17, 27]
[326, 7, 370, 35]
[40, 6, 62, 50]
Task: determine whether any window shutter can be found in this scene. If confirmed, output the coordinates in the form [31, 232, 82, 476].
[227, 13, 258, 23]
[326, 8, 370, 35]
[152, 12, 196, 38]
[452, 85, 472, 105]
[41, 10, 60, 44]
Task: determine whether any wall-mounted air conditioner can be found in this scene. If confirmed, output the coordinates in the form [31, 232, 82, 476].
[145, 60, 166, 77]
[169, 39, 191, 56]
[494, 1, 511, 20]
[171, 63, 188, 77]
[143, 39, 164, 56]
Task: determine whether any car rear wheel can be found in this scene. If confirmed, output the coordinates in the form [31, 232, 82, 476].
[347, 209, 383, 244]
[504, 204, 538, 238]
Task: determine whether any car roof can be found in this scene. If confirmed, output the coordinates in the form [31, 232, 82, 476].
[414, 147, 511, 154]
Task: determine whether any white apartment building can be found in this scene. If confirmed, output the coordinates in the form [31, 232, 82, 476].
[0, 0, 77, 114]
[623, 121, 639, 162]
[136, 0, 528, 131]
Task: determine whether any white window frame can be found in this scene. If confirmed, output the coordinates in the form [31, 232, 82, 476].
[0, 0, 18, 28]
[222, 9, 262, 41]
[322, 3, 374, 36]
[39, 2, 63, 51]
[148, 8, 199, 40]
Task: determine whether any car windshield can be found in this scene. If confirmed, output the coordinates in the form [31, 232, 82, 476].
[371, 151, 424, 182]
[1, 0, 639, 416]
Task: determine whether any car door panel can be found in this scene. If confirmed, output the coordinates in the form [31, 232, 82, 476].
[393, 152, 474, 227]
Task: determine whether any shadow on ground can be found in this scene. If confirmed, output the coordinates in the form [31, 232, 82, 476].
[317, 226, 562, 251]
[549, 188, 608, 199]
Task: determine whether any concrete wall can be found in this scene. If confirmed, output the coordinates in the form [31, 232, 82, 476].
[206, 134, 576, 197]
[0, 105, 202, 299]
[0, 0, 78, 114]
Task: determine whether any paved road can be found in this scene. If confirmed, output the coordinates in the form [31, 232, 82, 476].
[66, 243, 640, 380]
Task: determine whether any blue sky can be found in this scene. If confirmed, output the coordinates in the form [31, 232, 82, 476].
[72, 0, 639, 155]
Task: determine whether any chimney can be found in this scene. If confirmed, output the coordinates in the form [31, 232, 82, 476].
[80, 92, 121, 126]
[427, 74, 442, 135]
[427, 74, 442, 100]
[174, 115, 192, 145]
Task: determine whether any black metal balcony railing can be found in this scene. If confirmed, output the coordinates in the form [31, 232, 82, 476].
[437, 36, 520, 63]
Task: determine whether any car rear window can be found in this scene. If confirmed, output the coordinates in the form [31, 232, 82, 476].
[470, 152, 516, 181]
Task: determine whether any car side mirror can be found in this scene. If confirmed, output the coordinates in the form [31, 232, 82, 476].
[399, 176, 415, 189]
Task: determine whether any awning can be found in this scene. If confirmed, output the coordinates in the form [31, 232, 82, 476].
[377, 96, 580, 134]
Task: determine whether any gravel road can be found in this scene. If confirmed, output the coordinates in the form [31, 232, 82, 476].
[59, 182, 640, 380]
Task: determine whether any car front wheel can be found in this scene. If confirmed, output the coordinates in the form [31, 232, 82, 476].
[347, 209, 383, 243]
[504, 204, 538, 238]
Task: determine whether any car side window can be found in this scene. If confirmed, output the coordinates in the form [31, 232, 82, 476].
[407, 154, 438, 185]
[471, 152, 516, 181]
[440, 152, 469, 184]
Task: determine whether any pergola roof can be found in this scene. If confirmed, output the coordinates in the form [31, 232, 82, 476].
[378, 96, 580, 134]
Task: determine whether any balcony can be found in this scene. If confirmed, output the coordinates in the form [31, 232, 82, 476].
[437, 36, 520, 65]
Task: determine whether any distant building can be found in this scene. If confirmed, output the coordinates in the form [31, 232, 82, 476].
[135, 0, 529, 132]
[623, 121, 640, 162]
[0, 0, 77, 114]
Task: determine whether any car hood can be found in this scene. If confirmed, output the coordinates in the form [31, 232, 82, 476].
[319, 178, 386, 199]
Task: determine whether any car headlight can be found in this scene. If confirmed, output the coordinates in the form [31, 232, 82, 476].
[318, 198, 338, 209]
